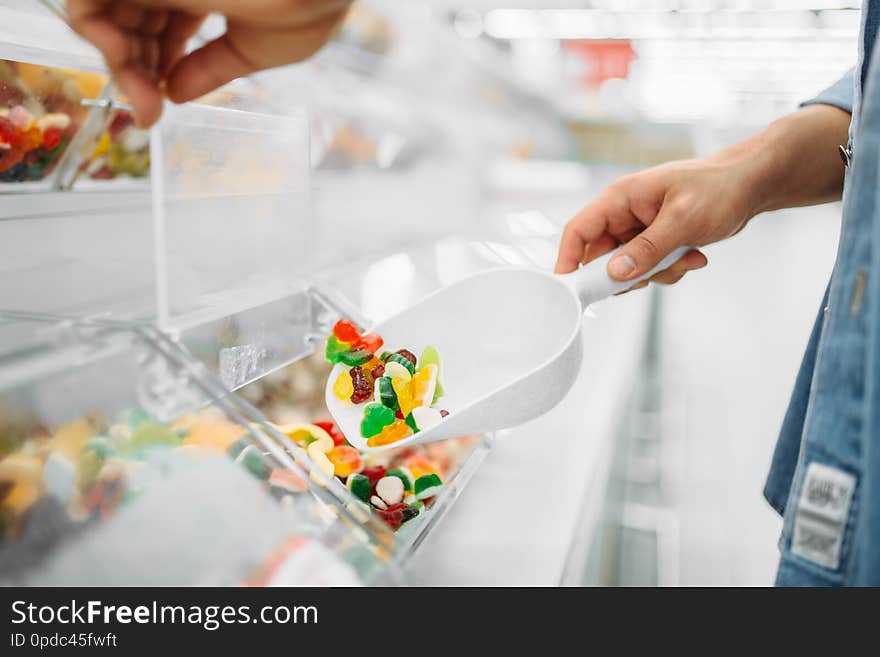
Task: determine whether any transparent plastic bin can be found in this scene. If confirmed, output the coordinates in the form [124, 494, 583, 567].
[0, 314, 396, 585]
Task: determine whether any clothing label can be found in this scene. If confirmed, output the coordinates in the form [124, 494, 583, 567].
[790, 462, 856, 570]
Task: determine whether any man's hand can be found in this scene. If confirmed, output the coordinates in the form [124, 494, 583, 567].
[67, 0, 352, 127]
[555, 104, 851, 287]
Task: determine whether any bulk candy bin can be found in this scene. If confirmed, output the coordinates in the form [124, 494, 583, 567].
[0, 1, 626, 585]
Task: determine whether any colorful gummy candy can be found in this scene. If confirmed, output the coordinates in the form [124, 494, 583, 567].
[326, 320, 449, 448]
[0, 107, 72, 182]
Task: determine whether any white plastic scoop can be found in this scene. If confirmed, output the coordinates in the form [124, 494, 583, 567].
[327, 246, 690, 451]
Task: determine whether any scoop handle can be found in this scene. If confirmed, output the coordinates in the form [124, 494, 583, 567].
[562, 246, 693, 308]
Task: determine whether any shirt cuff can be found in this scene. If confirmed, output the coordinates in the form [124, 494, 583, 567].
[800, 68, 856, 114]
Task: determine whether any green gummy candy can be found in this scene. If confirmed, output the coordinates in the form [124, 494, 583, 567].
[83, 437, 115, 460]
[338, 349, 374, 366]
[414, 473, 443, 500]
[377, 377, 398, 410]
[325, 336, 350, 363]
[226, 436, 251, 459]
[419, 346, 444, 403]
[418, 345, 441, 373]
[385, 352, 415, 375]
[432, 379, 445, 404]
[387, 467, 414, 490]
[237, 445, 270, 481]
[347, 473, 371, 503]
[405, 412, 419, 434]
[360, 403, 395, 438]
[379, 351, 391, 361]
[126, 420, 180, 452]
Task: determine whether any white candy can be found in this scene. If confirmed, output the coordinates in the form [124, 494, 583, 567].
[43, 452, 76, 503]
[376, 475, 404, 506]
[411, 406, 443, 432]
[370, 495, 388, 510]
[383, 361, 412, 382]
[308, 442, 335, 485]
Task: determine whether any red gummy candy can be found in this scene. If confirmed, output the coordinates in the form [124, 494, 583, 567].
[349, 366, 373, 404]
[0, 147, 24, 173]
[333, 319, 361, 343]
[375, 503, 407, 530]
[314, 420, 346, 446]
[362, 466, 386, 487]
[394, 409, 404, 420]
[440, 410, 450, 417]
[371, 361, 385, 379]
[0, 116, 13, 143]
[43, 126, 63, 150]
[374, 503, 419, 530]
[395, 349, 417, 366]
[354, 333, 383, 354]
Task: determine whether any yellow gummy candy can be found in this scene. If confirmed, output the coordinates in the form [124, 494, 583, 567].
[411, 364, 438, 408]
[367, 419, 413, 447]
[392, 377, 415, 417]
[333, 370, 354, 401]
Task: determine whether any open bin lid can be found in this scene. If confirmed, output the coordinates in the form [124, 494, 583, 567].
[0, 314, 396, 585]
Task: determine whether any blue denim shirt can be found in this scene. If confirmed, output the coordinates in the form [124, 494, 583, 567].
[764, 1, 880, 585]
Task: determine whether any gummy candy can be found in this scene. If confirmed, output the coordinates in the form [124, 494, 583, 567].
[268, 468, 308, 494]
[333, 370, 354, 401]
[354, 333, 383, 354]
[307, 442, 335, 484]
[327, 445, 363, 478]
[386, 466, 414, 491]
[338, 349, 374, 367]
[404, 456, 441, 481]
[366, 419, 413, 448]
[383, 361, 411, 382]
[411, 364, 438, 408]
[370, 360, 385, 379]
[325, 335, 351, 363]
[414, 473, 443, 500]
[419, 345, 444, 403]
[395, 349, 418, 367]
[126, 420, 180, 453]
[14, 126, 42, 151]
[360, 403, 396, 438]
[392, 377, 416, 417]
[411, 406, 443, 433]
[385, 352, 415, 375]
[276, 423, 333, 452]
[332, 319, 361, 343]
[313, 421, 346, 446]
[349, 366, 373, 404]
[375, 376, 398, 410]
[235, 445, 270, 481]
[405, 412, 418, 433]
[43, 127, 63, 150]
[0, 116, 14, 143]
[374, 502, 419, 530]
[347, 473, 371, 503]
[376, 475, 404, 505]
[370, 495, 388, 510]
[361, 465, 387, 486]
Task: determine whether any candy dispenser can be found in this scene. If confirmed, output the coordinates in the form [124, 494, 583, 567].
[0, 315, 400, 585]
[0, 1, 607, 586]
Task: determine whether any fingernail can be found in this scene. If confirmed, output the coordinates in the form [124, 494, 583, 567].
[608, 254, 636, 279]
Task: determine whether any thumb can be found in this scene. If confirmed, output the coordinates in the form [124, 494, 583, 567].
[606, 207, 684, 281]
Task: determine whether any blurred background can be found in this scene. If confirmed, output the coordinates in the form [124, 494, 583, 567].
[0, 0, 855, 586]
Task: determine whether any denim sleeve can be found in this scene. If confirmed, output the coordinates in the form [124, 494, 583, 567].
[800, 68, 856, 114]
